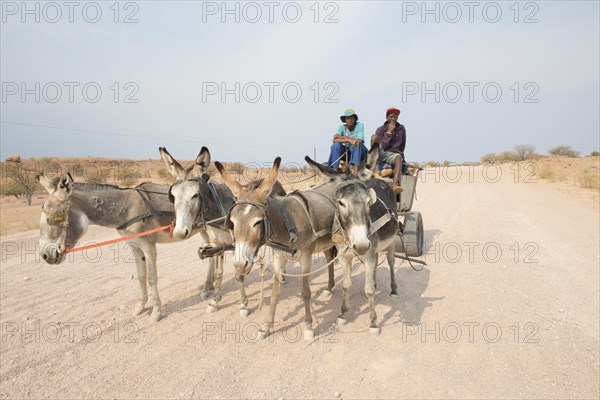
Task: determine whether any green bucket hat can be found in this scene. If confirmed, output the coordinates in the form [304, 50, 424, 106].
[340, 109, 358, 122]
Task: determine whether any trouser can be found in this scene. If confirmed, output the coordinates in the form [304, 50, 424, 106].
[328, 143, 364, 168]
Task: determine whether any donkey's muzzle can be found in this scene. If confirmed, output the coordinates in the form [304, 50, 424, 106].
[352, 240, 371, 256]
[41, 246, 62, 265]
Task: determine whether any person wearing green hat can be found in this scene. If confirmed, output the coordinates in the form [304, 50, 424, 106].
[327, 109, 366, 171]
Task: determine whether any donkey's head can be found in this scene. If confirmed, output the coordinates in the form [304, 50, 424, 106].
[159, 146, 211, 239]
[37, 173, 88, 264]
[305, 144, 381, 256]
[215, 158, 281, 273]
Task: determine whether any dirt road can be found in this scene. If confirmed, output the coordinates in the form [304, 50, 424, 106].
[1, 165, 598, 399]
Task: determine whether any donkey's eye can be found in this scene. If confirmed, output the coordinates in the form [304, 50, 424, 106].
[337, 201, 345, 208]
[253, 220, 263, 228]
[191, 193, 199, 199]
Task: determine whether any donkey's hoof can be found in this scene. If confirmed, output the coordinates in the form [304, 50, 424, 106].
[150, 311, 161, 323]
[304, 329, 315, 341]
[370, 326, 381, 337]
[132, 306, 145, 316]
[200, 291, 212, 300]
[390, 293, 399, 299]
[206, 304, 218, 314]
[239, 308, 250, 318]
[323, 289, 333, 297]
[336, 317, 348, 326]
[256, 330, 269, 341]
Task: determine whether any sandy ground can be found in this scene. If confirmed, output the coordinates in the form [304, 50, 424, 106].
[0, 164, 599, 399]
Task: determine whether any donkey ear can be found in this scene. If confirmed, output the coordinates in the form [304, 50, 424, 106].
[257, 157, 281, 199]
[304, 155, 341, 181]
[195, 146, 211, 174]
[214, 161, 243, 198]
[159, 147, 186, 180]
[58, 173, 74, 193]
[368, 188, 377, 206]
[357, 143, 381, 181]
[365, 143, 380, 171]
[37, 173, 57, 194]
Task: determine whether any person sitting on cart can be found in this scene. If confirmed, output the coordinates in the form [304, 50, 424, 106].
[327, 109, 366, 172]
[371, 107, 406, 194]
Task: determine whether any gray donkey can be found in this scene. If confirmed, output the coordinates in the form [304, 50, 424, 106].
[38, 173, 178, 322]
[159, 146, 288, 317]
[304, 143, 399, 336]
[215, 158, 340, 340]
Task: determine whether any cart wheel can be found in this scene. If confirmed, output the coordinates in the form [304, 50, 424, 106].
[401, 211, 423, 257]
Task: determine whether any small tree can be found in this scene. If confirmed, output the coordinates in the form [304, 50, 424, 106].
[480, 153, 497, 164]
[589, 151, 599, 157]
[86, 169, 111, 184]
[549, 145, 580, 157]
[157, 168, 175, 184]
[496, 151, 519, 163]
[0, 163, 38, 205]
[513, 145, 536, 161]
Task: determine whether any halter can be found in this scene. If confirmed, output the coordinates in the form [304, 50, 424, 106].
[330, 180, 396, 246]
[43, 197, 71, 253]
[168, 178, 229, 232]
[226, 199, 299, 255]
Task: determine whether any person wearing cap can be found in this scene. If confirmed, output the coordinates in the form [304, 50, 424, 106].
[371, 107, 406, 194]
[327, 109, 366, 171]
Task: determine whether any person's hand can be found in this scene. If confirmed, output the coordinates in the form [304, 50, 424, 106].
[332, 134, 340, 141]
[387, 122, 395, 134]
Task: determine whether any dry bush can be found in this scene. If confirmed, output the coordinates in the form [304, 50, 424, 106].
[157, 168, 175, 184]
[227, 162, 245, 175]
[85, 169, 111, 184]
[578, 168, 599, 190]
[538, 165, 566, 183]
[480, 153, 497, 164]
[513, 145, 536, 161]
[549, 145, 580, 157]
[0, 163, 39, 205]
[496, 151, 519, 163]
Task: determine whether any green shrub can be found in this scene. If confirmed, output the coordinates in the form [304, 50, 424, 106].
[480, 153, 497, 164]
[549, 145, 580, 157]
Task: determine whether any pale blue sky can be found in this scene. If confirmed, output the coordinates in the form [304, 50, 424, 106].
[1, 1, 598, 164]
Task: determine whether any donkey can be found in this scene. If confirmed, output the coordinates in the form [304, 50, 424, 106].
[38, 173, 179, 322]
[215, 157, 340, 340]
[159, 146, 288, 317]
[304, 143, 399, 336]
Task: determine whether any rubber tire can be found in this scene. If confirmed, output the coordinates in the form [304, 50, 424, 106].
[402, 211, 424, 257]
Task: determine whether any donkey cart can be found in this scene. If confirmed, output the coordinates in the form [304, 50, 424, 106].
[381, 165, 424, 258]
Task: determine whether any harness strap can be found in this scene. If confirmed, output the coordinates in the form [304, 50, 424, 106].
[288, 194, 331, 249]
[269, 196, 297, 244]
[368, 197, 395, 236]
[208, 183, 228, 218]
[116, 189, 174, 231]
